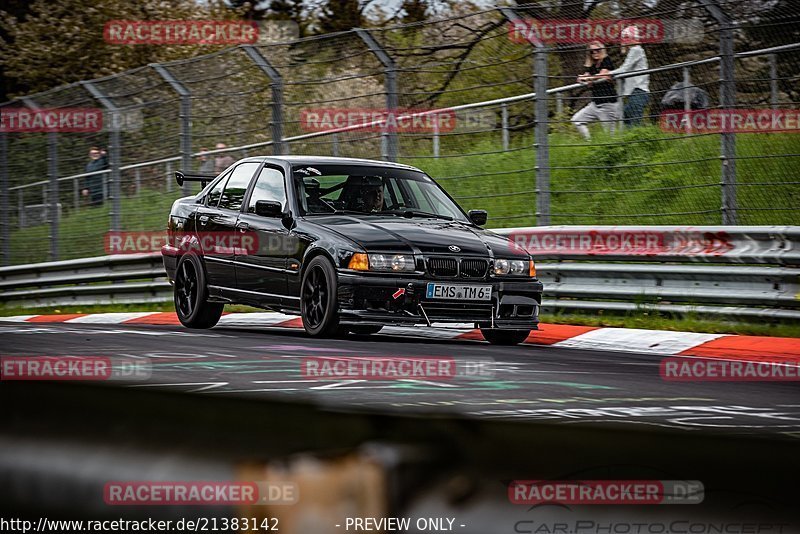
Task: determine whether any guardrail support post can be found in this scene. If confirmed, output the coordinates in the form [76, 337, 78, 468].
[23, 97, 59, 260]
[242, 45, 285, 156]
[81, 82, 122, 233]
[151, 64, 191, 195]
[356, 29, 398, 162]
[0, 131, 8, 266]
[703, 1, 737, 225]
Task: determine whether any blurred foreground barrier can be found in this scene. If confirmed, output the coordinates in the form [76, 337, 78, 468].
[1, 227, 798, 320]
[1, 381, 799, 531]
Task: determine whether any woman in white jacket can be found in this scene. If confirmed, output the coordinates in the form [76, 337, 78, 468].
[610, 26, 650, 126]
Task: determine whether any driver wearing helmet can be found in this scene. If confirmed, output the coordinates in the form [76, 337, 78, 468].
[359, 179, 385, 212]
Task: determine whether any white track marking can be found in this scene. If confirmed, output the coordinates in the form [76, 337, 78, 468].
[555, 328, 726, 355]
[66, 312, 158, 323]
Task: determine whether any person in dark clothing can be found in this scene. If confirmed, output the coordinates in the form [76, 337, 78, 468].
[82, 146, 108, 206]
[571, 41, 618, 139]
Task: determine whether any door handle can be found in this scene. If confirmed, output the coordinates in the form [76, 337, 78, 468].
[198, 215, 209, 225]
[236, 222, 249, 232]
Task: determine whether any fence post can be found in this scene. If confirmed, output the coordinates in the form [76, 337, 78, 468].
[501, 7, 550, 225]
[356, 29, 398, 162]
[534, 48, 551, 226]
[151, 64, 191, 195]
[23, 97, 59, 260]
[433, 120, 440, 158]
[501, 103, 509, 151]
[683, 67, 692, 133]
[242, 45, 285, 155]
[769, 54, 778, 108]
[703, 1, 737, 225]
[81, 81, 122, 233]
[18, 189, 24, 229]
[616, 79, 625, 133]
[0, 131, 7, 266]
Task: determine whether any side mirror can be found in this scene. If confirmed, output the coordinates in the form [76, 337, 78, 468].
[468, 209, 488, 226]
[255, 200, 283, 218]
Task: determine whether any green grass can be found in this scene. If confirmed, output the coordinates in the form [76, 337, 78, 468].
[0, 302, 797, 338]
[11, 129, 800, 264]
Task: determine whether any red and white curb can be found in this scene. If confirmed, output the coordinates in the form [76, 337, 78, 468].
[2, 312, 799, 360]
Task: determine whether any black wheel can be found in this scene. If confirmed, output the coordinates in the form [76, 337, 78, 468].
[347, 325, 384, 335]
[301, 256, 340, 337]
[479, 328, 531, 346]
[174, 254, 224, 329]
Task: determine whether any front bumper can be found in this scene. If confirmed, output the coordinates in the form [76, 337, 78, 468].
[336, 272, 543, 329]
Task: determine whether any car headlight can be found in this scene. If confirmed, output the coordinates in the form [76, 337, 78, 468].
[348, 253, 415, 272]
[494, 258, 530, 276]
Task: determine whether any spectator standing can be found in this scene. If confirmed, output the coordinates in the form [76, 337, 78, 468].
[82, 146, 108, 206]
[213, 142, 235, 174]
[610, 26, 650, 126]
[198, 147, 214, 174]
[571, 41, 618, 140]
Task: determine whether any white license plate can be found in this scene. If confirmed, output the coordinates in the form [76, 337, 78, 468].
[425, 283, 492, 301]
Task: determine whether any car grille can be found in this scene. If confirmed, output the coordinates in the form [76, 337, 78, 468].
[426, 257, 488, 279]
[421, 302, 493, 321]
[460, 258, 488, 278]
[427, 257, 458, 277]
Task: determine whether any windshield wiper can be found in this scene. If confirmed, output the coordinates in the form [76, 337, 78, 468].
[382, 209, 454, 221]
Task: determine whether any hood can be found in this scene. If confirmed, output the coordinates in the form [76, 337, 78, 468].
[306, 215, 528, 258]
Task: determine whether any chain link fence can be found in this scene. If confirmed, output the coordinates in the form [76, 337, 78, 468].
[0, 0, 798, 266]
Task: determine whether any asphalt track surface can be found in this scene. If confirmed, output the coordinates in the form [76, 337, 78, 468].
[2, 319, 799, 438]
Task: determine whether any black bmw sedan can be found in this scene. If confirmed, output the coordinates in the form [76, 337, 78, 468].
[162, 156, 543, 345]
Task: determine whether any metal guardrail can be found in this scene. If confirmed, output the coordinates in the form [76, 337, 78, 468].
[1, 226, 798, 320]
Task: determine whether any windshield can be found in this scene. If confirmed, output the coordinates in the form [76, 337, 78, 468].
[292, 164, 469, 222]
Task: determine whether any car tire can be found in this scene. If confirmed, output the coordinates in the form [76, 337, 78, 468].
[347, 325, 384, 335]
[301, 256, 341, 337]
[174, 253, 224, 329]
[479, 328, 531, 346]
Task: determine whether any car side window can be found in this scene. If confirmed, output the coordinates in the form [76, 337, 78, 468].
[248, 167, 287, 213]
[218, 162, 260, 211]
[206, 171, 230, 207]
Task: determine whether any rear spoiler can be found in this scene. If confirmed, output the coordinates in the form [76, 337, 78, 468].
[175, 170, 217, 188]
